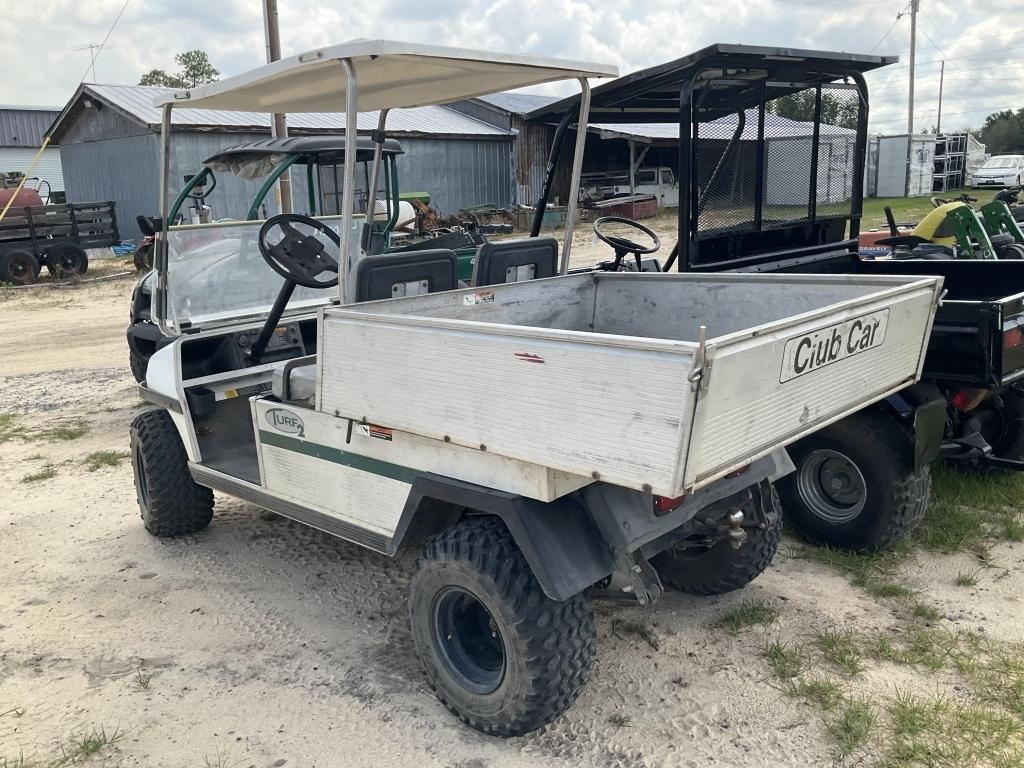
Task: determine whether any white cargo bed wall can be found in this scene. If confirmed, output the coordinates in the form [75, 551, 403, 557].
[319, 272, 942, 497]
[684, 275, 942, 486]
[318, 308, 700, 496]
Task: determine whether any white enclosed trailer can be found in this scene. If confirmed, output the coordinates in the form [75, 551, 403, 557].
[131, 39, 943, 737]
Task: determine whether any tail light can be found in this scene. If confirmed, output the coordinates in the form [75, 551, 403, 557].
[950, 388, 988, 412]
[1004, 325, 1023, 351]
[654, 494, 686, 515]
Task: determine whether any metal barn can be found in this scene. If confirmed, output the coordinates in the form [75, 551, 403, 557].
[48, 84, 514, 238]
[0, 105, 65, 197]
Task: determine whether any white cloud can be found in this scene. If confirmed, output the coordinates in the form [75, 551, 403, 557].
[2, 0, 1020, 132]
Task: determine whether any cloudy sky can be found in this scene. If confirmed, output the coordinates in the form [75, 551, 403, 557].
[1, 0, 1020, 134]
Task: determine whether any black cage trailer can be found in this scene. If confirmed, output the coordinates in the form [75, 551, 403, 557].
[530, 44, 1024, 551]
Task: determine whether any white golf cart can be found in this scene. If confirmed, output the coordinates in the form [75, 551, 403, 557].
[131, 40, 944, 735]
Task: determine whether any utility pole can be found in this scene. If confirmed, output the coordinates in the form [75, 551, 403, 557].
[262, 0, 291, 213]
[936, 60, 945, 133]
[907, 0, 919, 135]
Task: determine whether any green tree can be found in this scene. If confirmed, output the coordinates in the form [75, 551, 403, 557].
[138, 50, 219, 89]
[767, 91, 859, 130]
[976, 109, 1024, 155]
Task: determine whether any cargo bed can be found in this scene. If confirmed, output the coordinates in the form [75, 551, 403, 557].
[317, 272, 942, 496]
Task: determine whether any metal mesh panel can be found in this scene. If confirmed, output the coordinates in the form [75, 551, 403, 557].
[694, 82, 758, 236]
[761, 88, 816, 228]
[815, 85, 860, 219]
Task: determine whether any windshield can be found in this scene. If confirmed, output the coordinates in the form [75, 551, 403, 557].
[163, 216, 360, 331]
[982, 157, 1020, 169]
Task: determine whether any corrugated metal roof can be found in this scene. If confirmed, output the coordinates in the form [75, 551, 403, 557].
[593, 110, 855, 142]
[0, 107, 61, 147]
[81, 83, 512, 137]
[477, 92, 560, 115]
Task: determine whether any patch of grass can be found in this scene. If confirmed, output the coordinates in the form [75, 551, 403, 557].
[762, 639, 804, 680]
[800, 545, 913, 599]
[60, 724, 125, 761]
[611, 618, 659, 650]
[968, 641, 1024, 717]
[924, 466, 1024, 551]
[815, 627, 866, 675]
[34, 420, 90, 442]
[719, 599, 779, 632]
[873, 625, 961, 672]
[910, 601, 942, 622]
[21, 465, 56, 483]
[791, 676, 846, 711]
[955, 570, 980, 587]
[882, 690, 1024, 768]
[826, 697, 874, 757]
[83, 450, 130, 472]
[607, 712, 632, 727]
[132, 668, 152, 690]
[0, 413, 25, 444]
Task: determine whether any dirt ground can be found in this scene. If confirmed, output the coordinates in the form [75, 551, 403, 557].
[2, 270, 1023, 768]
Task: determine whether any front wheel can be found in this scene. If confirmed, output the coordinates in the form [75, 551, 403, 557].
[776, 409, 930, 552]
[130, 410, 213, 536]
[409, 516, 596, 736]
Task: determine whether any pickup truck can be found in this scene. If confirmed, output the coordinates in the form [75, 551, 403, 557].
[581, 166, 679, 208]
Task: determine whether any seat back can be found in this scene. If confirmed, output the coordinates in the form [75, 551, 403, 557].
[354, 249, 458, 301]
[472, 237, 558, 286]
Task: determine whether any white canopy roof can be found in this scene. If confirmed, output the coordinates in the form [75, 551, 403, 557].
[154, 39, 617, 113]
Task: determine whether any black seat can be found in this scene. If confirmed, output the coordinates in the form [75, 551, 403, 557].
[472, 237, 558, 286]
[354, 249, 458, 301]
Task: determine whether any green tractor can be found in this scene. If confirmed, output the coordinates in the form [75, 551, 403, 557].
[127, 135, 487, 381]
[877, 192, 1024, 260]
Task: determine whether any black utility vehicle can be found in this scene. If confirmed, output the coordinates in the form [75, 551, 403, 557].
[531, 45, 1024, 550]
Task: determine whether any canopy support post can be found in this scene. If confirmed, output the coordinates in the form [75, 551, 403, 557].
[559, 77, 591, 275]
[338, 58, 358, 305]
[156, 103, 173, 334]
[363, 108, 390, 252]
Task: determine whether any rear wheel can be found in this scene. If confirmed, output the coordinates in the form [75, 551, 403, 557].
[777, 409, 930, 552]
[652, 485, 783, 595]
[130, 409, 213, 536]
[0, 249, 40, 285]
[999, 243, 1024, 260]
[409, 516, 595, 736]
[45, 243, 88, 277]
[975, 388, 1024, 462]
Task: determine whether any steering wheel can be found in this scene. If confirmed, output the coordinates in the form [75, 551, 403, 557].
[592, 216, 661, 270]
[258, 213, 341, 289]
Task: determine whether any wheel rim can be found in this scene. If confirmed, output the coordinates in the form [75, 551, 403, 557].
[432, 587, 505, 695]
[8, 253, 33, 280]
[795, 448, 867, 524]
[133, 442, 150, 510]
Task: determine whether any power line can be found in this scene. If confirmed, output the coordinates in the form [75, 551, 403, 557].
[75, 0, 132, 85]
[870, 5, 909, 53]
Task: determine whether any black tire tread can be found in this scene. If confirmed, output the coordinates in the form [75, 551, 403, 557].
[655, 486, 783, 596]
[778, 409, 930, 552]
[129, 347, 148, 384]
[411, 516, 595, 736]
[130, 410, 213, 537]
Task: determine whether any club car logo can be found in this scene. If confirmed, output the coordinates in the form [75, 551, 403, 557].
[266, 408, 305, 437]
[780, 309, 889, 383]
